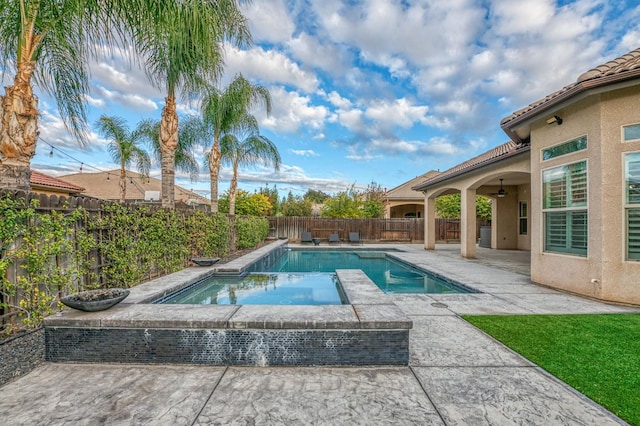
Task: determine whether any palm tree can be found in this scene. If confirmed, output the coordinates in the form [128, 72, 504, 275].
[201, 74, 272, 213]
[131, 0, 250, 208]
[137, 116, 201, 183]
[221, 114, 281, 216]
[96, 115, 151, 203]
[0, 1, 141, 190]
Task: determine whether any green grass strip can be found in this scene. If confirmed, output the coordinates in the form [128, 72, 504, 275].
[462, 314, 640, 425]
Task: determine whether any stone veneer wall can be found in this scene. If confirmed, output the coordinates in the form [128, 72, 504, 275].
[0, 328, 45, 386]
[44, 241, 413, 367]
[45, 328, 409, 366]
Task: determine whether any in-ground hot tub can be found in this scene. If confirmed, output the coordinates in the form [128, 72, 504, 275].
[44, 240, 412, 366]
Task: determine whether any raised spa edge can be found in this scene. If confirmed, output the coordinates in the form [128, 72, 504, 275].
[44, 240, 413, 366]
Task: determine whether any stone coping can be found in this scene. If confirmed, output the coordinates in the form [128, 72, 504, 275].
[44, 240, 412, 332]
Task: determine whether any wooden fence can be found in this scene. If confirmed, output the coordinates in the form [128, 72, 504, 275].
[266, 217, 491, 243]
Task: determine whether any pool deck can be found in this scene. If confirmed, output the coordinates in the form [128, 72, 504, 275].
[2, 242, 639, 425]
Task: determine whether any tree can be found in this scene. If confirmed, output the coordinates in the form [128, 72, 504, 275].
[220, 114, 281, 216]
[130, 0, 250, 208]
[304, 189, 330, 204]
[321, 185, 364, 218]
[435, 194, 492, 220]
[96, 115, 151, 203]
[0, 1, 135, 190]
[218, 190, 272, 216]
[281, 192, 312, 217]
[362, 181, 386, 218]
[137, 116, 200, 183]
[258, 184, 280, 216]
[201, 74, 272, 213]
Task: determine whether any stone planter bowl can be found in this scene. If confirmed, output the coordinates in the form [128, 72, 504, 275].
[61, 288, 130, 312]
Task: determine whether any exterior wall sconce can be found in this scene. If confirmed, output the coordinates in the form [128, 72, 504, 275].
[545, 115, 563, 125]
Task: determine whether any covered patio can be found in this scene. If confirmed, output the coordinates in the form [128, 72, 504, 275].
[414, 141, 531, 259]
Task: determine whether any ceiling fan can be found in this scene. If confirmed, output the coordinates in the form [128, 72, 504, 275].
[489, 179, 507, 198]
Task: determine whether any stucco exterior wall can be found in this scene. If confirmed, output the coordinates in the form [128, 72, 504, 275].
[530, 86, 640, 305]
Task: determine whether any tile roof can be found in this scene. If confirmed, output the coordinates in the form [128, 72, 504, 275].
[386, 171, 440, 200]
[412, 141, 529, 191]
[30, 170, 85, 192]
[60, 170, 210, 205]
[501, 47, 640, 136]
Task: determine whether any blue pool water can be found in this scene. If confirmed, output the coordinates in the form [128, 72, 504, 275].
[161, 272, 346, 305]
[259, 250, 471, 294]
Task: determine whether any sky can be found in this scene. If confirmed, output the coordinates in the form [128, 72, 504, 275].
[19, 0, 640, 199]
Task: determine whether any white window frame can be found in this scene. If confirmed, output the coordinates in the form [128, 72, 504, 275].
[542, 160, 588, 256]
[622, 123, 640, 143]
[541, 135, 588, 162]
[518, 201, 528, 235]
[624, 152, 640, 260]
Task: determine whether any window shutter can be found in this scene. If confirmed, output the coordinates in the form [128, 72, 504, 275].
[628, 209, 640, 260]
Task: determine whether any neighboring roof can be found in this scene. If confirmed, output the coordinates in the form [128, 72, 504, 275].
[30, 170, 85, 193]
[501, 48, 640, 142]
[386, 171, 440, 200]
[60, 170, 210, 205]
[412, 141, 530, 191]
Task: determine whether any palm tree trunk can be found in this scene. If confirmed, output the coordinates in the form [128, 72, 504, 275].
[209, 136, 222, 213]
[0, 62, 39, 191]
[160, 96, 178, 209]
[229, 162, 239, 216]
[119, 165, 126, 204]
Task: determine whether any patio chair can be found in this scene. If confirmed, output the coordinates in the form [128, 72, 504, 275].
[349, 232, 362, 245]
[301, 232, 313, 244]
[328, 233, 341, 245]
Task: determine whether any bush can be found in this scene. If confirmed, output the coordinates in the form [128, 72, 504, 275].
[236, 216, 269, 249]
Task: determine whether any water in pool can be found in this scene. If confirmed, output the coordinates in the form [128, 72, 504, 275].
[261, 250, 470, 294]
[162, 272, 346, 305]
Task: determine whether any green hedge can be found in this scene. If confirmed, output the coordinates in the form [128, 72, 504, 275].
[0, 198, 266, 333]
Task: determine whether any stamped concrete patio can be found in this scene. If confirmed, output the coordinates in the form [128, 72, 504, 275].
[1, 243, 637, 425]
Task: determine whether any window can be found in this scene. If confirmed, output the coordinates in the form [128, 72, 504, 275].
[542, 136, 587, 161]
[519, 202, 528, 235]
[625, 152, 640, 260]
[542, 161, 587, 256]
[623, 124, 640, 142]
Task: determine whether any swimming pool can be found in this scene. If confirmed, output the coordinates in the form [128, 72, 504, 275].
[160, 272, 347, 305]
[256, 249, 471, 294]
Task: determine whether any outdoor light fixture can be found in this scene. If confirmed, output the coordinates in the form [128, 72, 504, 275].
[498, 179, 506, 198]
[545, 115, 563, 125]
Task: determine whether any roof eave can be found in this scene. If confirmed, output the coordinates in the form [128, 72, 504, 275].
[412, 145, 530, 192]
[501, 69, 640, 140]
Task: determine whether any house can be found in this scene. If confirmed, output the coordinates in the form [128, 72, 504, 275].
[413, 47, 640, 305]
[30, 170, 85, 196]
[384, 171, 439, 218]
[60, 170, 210, 206]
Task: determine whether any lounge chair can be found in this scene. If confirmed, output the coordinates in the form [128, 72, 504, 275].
[328, 233, 340, 245]
[349, 232, 362, 245]
[301, 232, 313, 244]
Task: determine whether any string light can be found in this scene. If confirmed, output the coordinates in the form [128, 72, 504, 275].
[39, 137, 161, 184]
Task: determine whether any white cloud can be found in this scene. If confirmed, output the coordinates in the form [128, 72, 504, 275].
[489, 0, 555, 35]
[224, 45, 319, 93]
[288, 33, 350, 74]
[290, 149, 320, 157]
[242, 0, 295, 43]
[259, 87, 328, 133]
[94, 86, 158, 111]
[364, 98, 430, 130]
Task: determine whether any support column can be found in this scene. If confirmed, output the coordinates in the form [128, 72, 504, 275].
[461, 187, 477, 258]
[424, 193, 436, 250]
